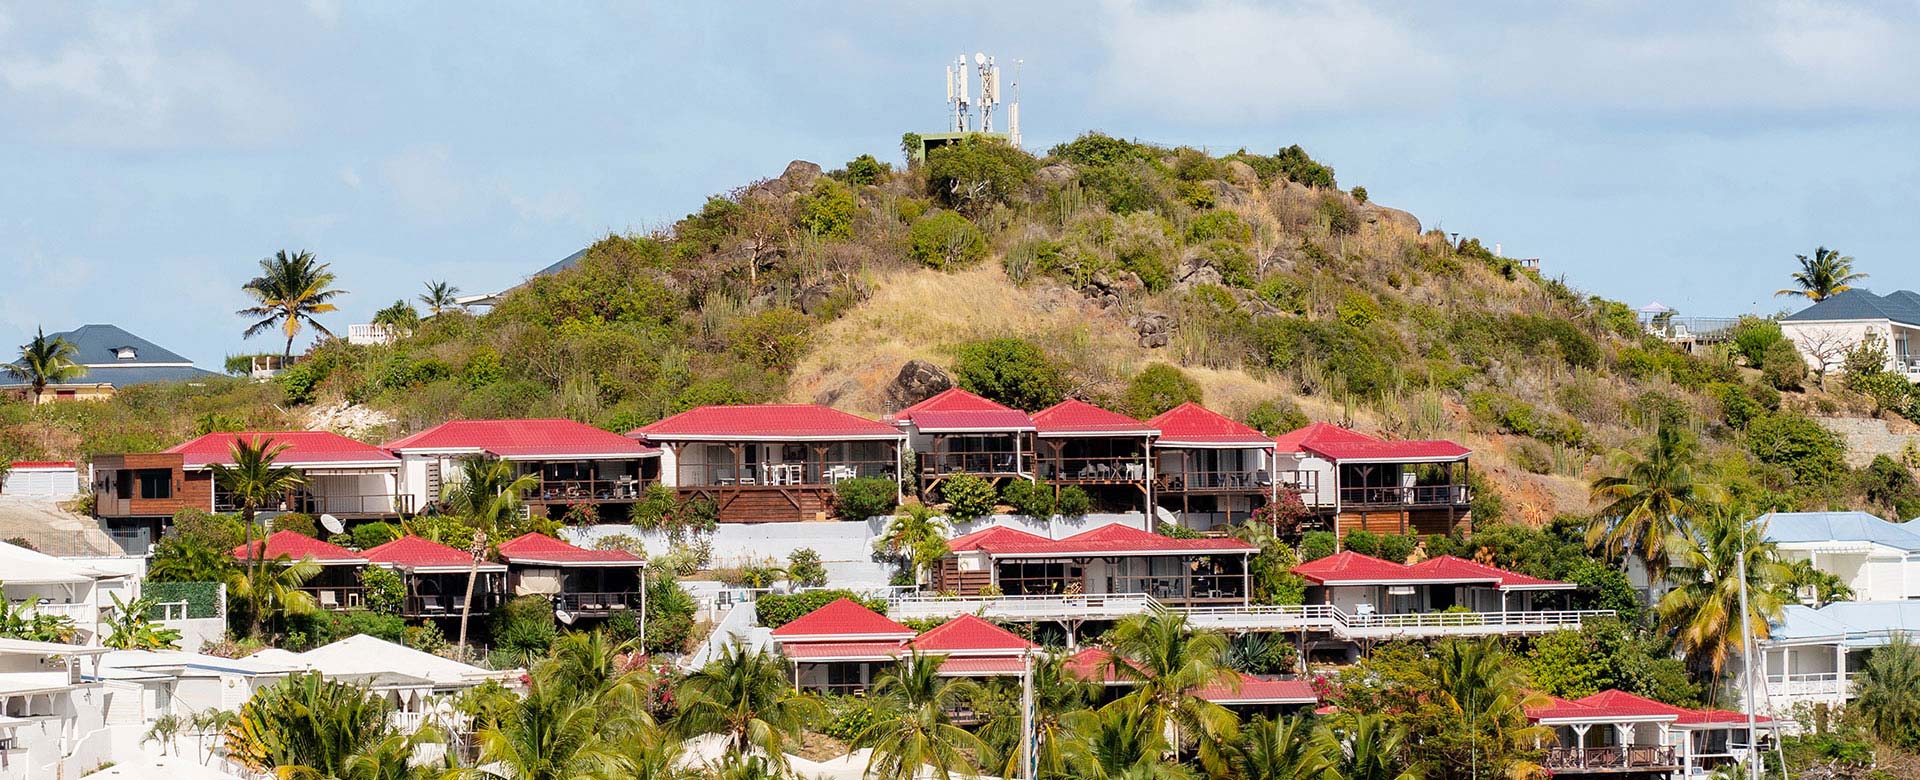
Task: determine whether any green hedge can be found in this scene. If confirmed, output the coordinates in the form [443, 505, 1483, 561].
[142, 581, 222, 619]
[756, 590, 887, 629]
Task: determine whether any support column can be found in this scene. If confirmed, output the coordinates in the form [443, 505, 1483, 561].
[1571, 724, 1590, 764]
[1613, 722, 1635, 766]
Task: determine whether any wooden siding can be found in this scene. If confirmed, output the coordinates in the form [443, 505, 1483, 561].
[92, 453, 209, 517]
[681, 486, 836, 524]
[1334, 507, 1468, 538]
[933, 558, 991, 596]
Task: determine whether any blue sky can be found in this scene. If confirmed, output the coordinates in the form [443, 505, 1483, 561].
[3, 1, 1918, 367]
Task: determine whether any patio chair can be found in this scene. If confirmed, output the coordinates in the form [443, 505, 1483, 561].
[319, 590, 339, 609]
[450, 595, 467, 612]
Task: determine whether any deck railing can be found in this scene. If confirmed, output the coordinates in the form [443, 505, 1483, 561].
[887, 593, 1608, 639]
[403, 593, 502, 617]
[551, 591, 644, 613]
[217, 492, 413, 515]
[1543, 745, 1677, 770]
[1155, 469, 1270, 493]
[1338, 484, 1470, 508]
[1035, 457, 1149, 483]
[679, 460, 896, 488]
[922, 451, 1031, 477]
[1767, 671, 1852, 698]
[301, 585, 367, 610]
[530, 478, 648, 503]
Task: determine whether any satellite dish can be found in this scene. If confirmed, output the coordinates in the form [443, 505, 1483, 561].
[319, 514, 345, 535]
[554, 610, 576, 626]
[974, 52, 985, 65]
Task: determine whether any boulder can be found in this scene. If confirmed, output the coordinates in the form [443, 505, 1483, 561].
[1035, 163, 1078, 187]
[1128, 311, 1175, 349]
[1225, 160, 1259, 186]
[748, 160, 824, 198]
[1362, 205, 1421, 234]
[884, 360, 954, 411]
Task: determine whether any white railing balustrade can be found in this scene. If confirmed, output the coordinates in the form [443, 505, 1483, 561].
[883, 592, 1611, 638]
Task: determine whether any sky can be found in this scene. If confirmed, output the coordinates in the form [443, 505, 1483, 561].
[3, 1, 1919, 368]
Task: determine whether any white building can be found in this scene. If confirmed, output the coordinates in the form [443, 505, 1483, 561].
[1762, 511, 1920, 601]
[0, 638, 113, 780]
[1779, 288, 1920, 378]
[0, 542, 132, 644]
[2, 461, 80, 499]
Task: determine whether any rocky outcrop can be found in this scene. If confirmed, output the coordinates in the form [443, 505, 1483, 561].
[1128, 311, 1175, 349]
[748, 160, 824, 199]
[1362, 204, 1421, 234]
[304, 402, 396, 441]
[884, 360, 954, 411]
[1081, 270, 1144, 309]
[1035, 163, 1077, 187]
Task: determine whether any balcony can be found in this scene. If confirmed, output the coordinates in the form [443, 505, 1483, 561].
[921, 451, 1031, 479]
[300, 585, 366, 611]
[11, 600, 92, 622]
[1035, 457, 1148, 484]
[889, 593, 1160, 622]
[1543, 745, 1678, 772]
[529, 478, 649, 505]
[402, 592, 501, 618]
[550, 591, 644, 615]
[1155, 469, 1272, 494]
[886, 594, 1609, 639]
[1766, 672, 1852, 700]
[216, 492, 413, 517]
[1338, 484, 1470, 509]
[679, 460, 895, 488]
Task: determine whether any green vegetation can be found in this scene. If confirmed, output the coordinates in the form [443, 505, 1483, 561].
[1120, 363, 1203, 419]
[238, 250, 347, 360]
[953, 337, 1065, 412]
[937, 473, 997, 521]
[835, 475, 899, 519]
[1775, 245, 1866, 302]
[5, 327, 84, 405]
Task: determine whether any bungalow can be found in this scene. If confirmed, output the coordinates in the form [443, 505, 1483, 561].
[927, 523, 1257, 608]
[1, 461, 80, 499]
[92, 431, 406, 554]
[360, 536, 505, 620]
[1030, 400, 1158, 513]
[0, 638, 112, 780]
[249, 634, 513, 733]
[1146, 403, 1278, 531]
[1747, 600, 1920, 715]
[906, 614, 1036, 679]
[1760, 511, 1920, 602]
[0, 324, 220, 403]
[1271, 422, 1472, 537]
[383, 418, 660, 522]
[0, 541, 127, 644]
[1288, 551, 1599, 642]
[888, 388, 1037, 497]
[495, 533, 646, 619]
[1527, 689, 1770, 777]
[1779, 288, 1920, 378]
[769, 599, 1037, 696]
[229, 531, 369, 611]
[629, 404, 905, 523]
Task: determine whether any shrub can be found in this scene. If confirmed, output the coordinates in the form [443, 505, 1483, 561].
[271, 513, 318, 537]
[492, 595, 557, 658]
[787, 548, 827, 588]
[954, 337, 1066, 411]
[1054, 485, 1093, 518]
[907, 211, 988, 270]
[1377, 533, 1418, 564]
[360, 566, 405, 615]
[756, 589, 887, 628]
[1081, 164, 1164, 215]
[1851, 370, 1915, 417]
[724, 307, 813, 372]
[1335, 292, 1381, 327]
[1350, 186, 1368, 203]
[349, 522, 400, 550]
[1729, 317, 1787, 366]
[1121, 363, 1203, 419]
[835, 476, 898, 520]
[1185, 211, 1251, 244]
[1761, 339, 1808, 390]
[1511, 441, 1553, 475]
[1315, 196, 1359, 235]
[1000, 479, 1055, 518]
[1343, 529, 1380, 557]
[926, 137, 1037, 214]
[940, 474, 998, 522]
[1746, 411, 1846, 486]
[1049, 133, 1157, 167]
[1242, 399, 1310, 435]
[1300, 531, 1337, 561]
[842, 153, 890, 185]
[1710, 383, 1763, 431]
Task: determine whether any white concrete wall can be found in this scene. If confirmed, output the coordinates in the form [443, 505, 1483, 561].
[1781, 319, 1896, 374]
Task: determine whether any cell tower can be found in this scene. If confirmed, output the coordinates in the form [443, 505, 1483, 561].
[944, 51, 1021, 148]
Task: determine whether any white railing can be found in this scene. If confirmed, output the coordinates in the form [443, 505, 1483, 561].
[15, 600, 92, 620]
[884, 593, 1611, 638]
[389, 709, 469, 734]
[348, 323, 396, 346]
[1766, 672, 1851, 699]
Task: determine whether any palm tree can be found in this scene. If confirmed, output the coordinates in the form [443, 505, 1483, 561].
[226, 553, 321, 640]
[441, 456, 541, 528]
[419, 281, 463, 315]
[474, 679, 614, 780]
[372, 299, 420, 336]
[1104, 608, 1240, 764]
[981, 653, 1097, 780]
[1850, 633, 1920, 750]
[1587, 423, 1719, 583]
[102, 593, 183, 650]
[1314, 714, 1418, 780]
[342, 728, 456, 780]
[1227, 715, 1335, 780]
[1775, 246, 1866, 302]
[211, 436, 311, 637]
[874, 503, 950, 586]
[855, 651, 985, 780]
[238, 249, 347, 360]
[5, 327, 85, 404]
[1783, 558, 1854, 607]
[1067, 704, 1188, 780]
[537, 630, 651, 710]
[223, 672, 392, 777]
[1657, 508, 1792, 682]
[674, 644, 824, 765]
[1421, 639, 1551, 779]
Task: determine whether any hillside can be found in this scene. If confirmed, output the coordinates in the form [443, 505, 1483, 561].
[1, 133, 1905, 523]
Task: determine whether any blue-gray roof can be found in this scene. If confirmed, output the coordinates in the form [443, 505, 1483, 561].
[1782, 288, 1920, 328]
[1772, 602, 1920, 647]
[533, 246, 589, 278]
[3, 324, 220, 389]
[1759, 511, 1920, 552]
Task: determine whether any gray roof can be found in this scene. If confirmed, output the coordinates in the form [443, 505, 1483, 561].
[533, 246, 589, 278]
[1771, 602, 1920, 647]
[1782, 288, 1920, 327]
[1761, 511, 1920, 552]
[3, 324, 220, 389]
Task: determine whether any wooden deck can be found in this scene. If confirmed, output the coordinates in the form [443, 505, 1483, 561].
[680, 485, 837, 523]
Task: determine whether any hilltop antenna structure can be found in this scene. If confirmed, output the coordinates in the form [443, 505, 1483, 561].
[944, 51, 1022, 148]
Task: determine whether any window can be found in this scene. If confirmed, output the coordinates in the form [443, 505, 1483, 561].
[55, 390, 76, 399]
[137, 469, 172, 499]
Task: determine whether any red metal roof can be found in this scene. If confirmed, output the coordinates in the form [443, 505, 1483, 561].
[496, 533, 642, 566]
[1292, 551, 1565, 590]
[1528, 689, 1771, 725]
[382, 419, 655, 459]
[230, 530, 366, 564]
[631, 404, 903, 441]
[1146, 403, 1272, 447]
[1271, 422, 1469, 463]
[890, 389, 1035, 432]
[361, 536, 501, 571]
[167, 431, 398, 468]
[769, 598, 915, 639]
[951, 523, 1256, 558]
[937, 656, 1028, 675]
[1030, 399, 1157, 437]
[908, 614, 1035, 654]
[1063, 647, 1122, 684]
[1196, 673, 1318, 705]
[8, 461, 74, 470]
[778, 640, 905, 660]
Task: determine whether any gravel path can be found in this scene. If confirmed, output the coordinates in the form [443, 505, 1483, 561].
[0, 496, 119, 555]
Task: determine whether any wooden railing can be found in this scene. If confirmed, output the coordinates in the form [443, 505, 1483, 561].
[679, 461, 896, 487]
[1155, 469, 1270, 493]
[1035, 457, 1149, 483]
[300, 586, 366, 610]
[217, 492, 414, 515]
[403, 593, 502, 617]
[1338, 484, 1470, 508]
[529, 478, 649, 503]
[921, 451, 1031, 477]
[1543, 745, 1677, 770]
[551, 591, 643, 613]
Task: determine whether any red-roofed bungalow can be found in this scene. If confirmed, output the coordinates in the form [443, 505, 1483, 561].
[496, 533, 645, 618]
[1031, 399, 1158, 512]
[769, 597, 915, 694]
[889, 388, 1037, 496]
[629, 404, 905, 523]
[1147, 402, 1281, 530]
[230, 530, 370, 610]
[93, 431, 408, 551]
[1525, 688, 1773, 775]
[1063, 647, 1319, 715]
[1293, 551, 1578, 627]
[362, 536, 507, 619]
[1272, 422, 1472, 537]
[383, 419, 660, 522]
[931, 522, 1257, 607]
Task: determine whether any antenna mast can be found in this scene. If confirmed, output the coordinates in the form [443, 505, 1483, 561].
[943, 51, 1021, 148]
[1008, 58, 1022, 149]
[946, 54, 972, 132]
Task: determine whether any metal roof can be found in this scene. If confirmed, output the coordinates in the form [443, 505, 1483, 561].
[1760, 511, 1920, 552]
[1782, 288, 1920, 327]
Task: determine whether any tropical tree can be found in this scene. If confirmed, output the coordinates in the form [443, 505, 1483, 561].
[238, 249, 347, 360]
[1657, 508, 1792, 682]
[1587, 423, 1720, 582]
[1850, 633, 1920, 750]
[102, 593, 183, 650]
[441, 456, 541, 529]
[873, 503, 950, 586]
[143, 713, 184, 756]
[854, 651, 985, 780]
[1314, 714, 1419, 780]
[223, 672, 392, 777]
[372, 299, 420, 336]
[5, 327, 85, 404]
[418, 280, 463, 315]
[341, 729, 457, 780]
[1775, 246, 1866, 302]
[474, 678, 615, 780]
[212, 437, 312, 637]
[1227, 715, 1335, 780]
[537, 630, 652, 711]
[1104, 608, 1240, 765]
[1783, 558, 1854, 608]
[1066, 704, 1188, 780]
[0, 594, 79, 642]
[1409, 639, 1551, 780]
[674, 644, 824, 765]
[980, 653, 1097, 780]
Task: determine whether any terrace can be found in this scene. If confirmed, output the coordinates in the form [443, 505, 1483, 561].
[230, 531, 369, 611]
[889, 388, 1039, 494]
[632, 404, 904, 523]
[1271, 422, 1472, 536]
[497, 533, 646, 619]
[1528, 689, 1770, 777]
[382, 418, 662, 520]
[929, 524, 1257, 608]
[361, 536, 506, 619]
